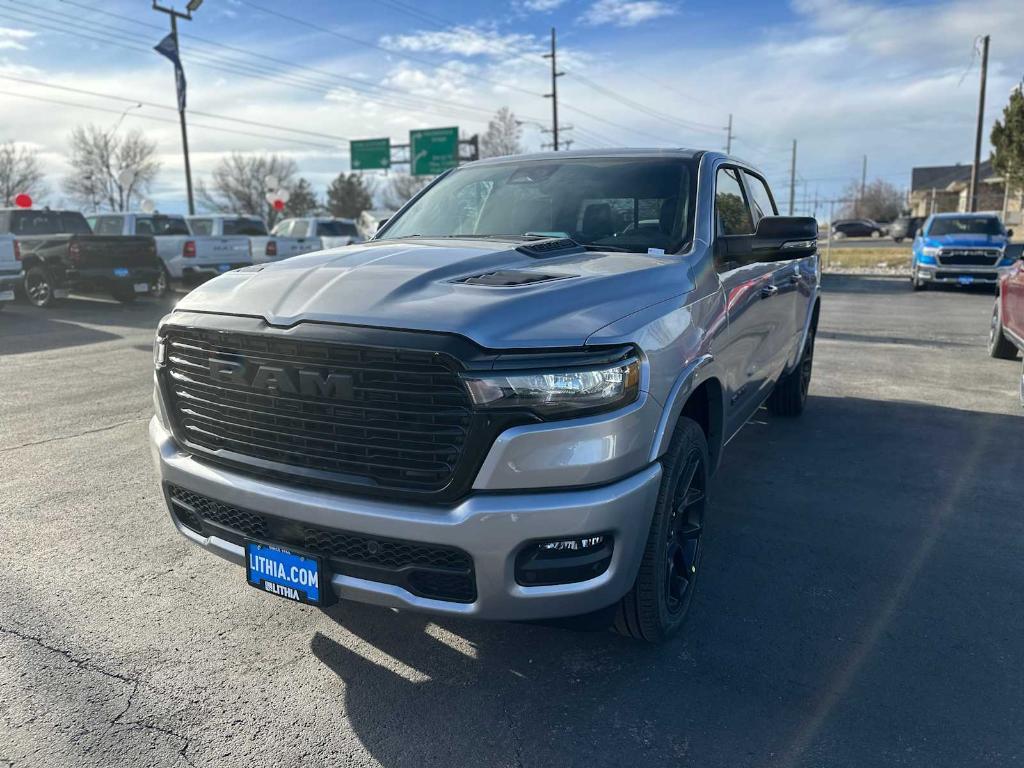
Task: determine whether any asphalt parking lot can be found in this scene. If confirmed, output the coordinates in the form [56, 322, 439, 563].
[1, 275, 1022, 768]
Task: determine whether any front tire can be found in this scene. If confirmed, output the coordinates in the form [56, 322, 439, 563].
[911, 268, 927, 291]
[989, 300, 1018, 359]
[25, 266, 58, 308]
[768, 325, 816, 417]
[613, 416, 708, 643]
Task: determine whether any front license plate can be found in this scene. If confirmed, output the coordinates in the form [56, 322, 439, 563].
[113, 267, 130, 278]
[0, 289, 13, 302]
[218, 264, 232, 273]
[133, 282, 149, 293]
[958, 275, 975, 285]
[245, 542, 324, 605]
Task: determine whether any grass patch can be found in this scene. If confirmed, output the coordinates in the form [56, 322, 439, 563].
[821, 247, 911, 270]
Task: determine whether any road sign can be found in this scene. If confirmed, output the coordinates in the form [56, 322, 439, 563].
[410, 127, 458, 176]
[350, 138, 391, 171]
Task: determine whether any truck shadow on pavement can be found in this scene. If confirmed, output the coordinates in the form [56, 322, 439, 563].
[309, 393, 1023, 768]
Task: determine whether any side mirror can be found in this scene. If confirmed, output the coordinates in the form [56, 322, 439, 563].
[1006, 228, 1014, 238]
[752, 216, 819, 260]
[376, 218, 389, 231]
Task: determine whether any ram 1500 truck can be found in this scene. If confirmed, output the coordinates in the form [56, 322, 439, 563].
[0, 233, 21, 310]
[911, 213, 1015, 290]
[271, 217, 364, 257]
[1, 208, 160, 307]
[186, 214, 315, 266]
[988, 242, 1024, 402]
[151, 150, 821, 642]
[89, 212, 252, 296]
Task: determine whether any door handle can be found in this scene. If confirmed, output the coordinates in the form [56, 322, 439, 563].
[760, 284, 779, 298]
[787, 273, 801, 285]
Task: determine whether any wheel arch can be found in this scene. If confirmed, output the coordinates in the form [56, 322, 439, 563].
[649, 357, 725, 475]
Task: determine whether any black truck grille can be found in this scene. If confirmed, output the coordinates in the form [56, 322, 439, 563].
[167, 485, 477, 603]
[161, 328, 473, 495]
[938, 249, 1001, 266]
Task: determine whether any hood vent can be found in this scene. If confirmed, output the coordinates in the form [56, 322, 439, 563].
[456, 270, 573, 287]
[516, 238, 586, 258]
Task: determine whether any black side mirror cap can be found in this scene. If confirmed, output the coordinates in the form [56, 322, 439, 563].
[1006, 228, 1014, 238]
[753, 216, 819, 260]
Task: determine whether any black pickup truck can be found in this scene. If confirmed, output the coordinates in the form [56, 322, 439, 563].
[0, 208, 161, 307]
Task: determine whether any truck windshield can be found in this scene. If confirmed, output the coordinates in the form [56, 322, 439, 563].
[928, 217, 1002, 236]
[223, 218, 268, 236]
[317, 221, 359, 237]
[382, 157, 696, 254]
[10, 210, 92, 235]
[136, 216, 190, 236]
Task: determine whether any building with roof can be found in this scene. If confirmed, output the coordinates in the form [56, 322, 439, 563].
[909, 160, 1022, 223]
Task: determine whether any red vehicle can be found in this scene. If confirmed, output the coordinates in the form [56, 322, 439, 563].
[989, 244, 1024, 402]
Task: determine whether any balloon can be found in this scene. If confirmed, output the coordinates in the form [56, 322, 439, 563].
[118, 168, 136, 187]
[272, 199, 285, 211]
[140, 198, 156, 214]
[275, 188, 291, 204]
[14, 193, 32, 208]
[264, 175, 279, 191]
[265, 191, 277, 205]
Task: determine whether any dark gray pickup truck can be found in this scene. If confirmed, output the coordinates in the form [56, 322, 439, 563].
[0, 208, 161, 306]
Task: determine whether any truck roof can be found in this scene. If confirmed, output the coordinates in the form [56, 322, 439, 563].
[468, 148, 704, 167]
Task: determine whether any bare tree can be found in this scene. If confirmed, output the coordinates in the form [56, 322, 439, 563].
[380, 173, 432, 211]
[0, 142, 48, 206]
[63, 125, 160, 211]
[480, 107, 524, 159]
[839, 178, 905, 221]
[197, 153, 298, 226]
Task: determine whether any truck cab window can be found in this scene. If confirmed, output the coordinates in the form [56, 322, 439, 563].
[715, 168, 754, 236]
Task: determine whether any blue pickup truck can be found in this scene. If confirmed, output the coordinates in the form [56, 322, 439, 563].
[911, 213, 1015, 291]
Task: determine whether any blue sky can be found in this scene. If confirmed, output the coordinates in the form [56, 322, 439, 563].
[1, 0, 1022, 215]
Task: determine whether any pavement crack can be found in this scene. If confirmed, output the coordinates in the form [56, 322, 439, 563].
[0, 417, 147, 454]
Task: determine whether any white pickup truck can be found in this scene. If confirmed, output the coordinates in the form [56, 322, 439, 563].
[270, 217, 364, 258]
[186, 214, 316, 266]
[0, 233, 20, 309]
[89, 213, 251, 296]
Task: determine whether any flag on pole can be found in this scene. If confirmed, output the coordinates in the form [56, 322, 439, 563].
[154, 33, 187, 112]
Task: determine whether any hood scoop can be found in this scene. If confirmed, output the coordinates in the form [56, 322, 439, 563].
[516, 238, 586, 258]
[455, 270, 573, 287]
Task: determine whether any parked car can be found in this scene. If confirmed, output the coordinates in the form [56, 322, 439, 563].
[888, 215, 925, 243]
[0, 208, 160, 307]
[831, 218, 886, 239]
[270, 217, 364, 258]
[89, 212, 252, 297]
[186, 214, 314, 265]
[988, 242, 1024, 401]
[0, 233, 21, 310]
[911, 213, 1015, 291]
[150, 149, 820, 642]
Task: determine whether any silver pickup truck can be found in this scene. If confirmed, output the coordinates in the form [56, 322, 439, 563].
[89, 213, 251, 296]
[270, 217, 364, 258]
[151, 150, 820, 642]
[186, 214, 315, 266]
[0, 233, 21, 309]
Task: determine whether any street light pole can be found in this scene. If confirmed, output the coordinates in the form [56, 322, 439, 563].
[152, 1, 199, 214]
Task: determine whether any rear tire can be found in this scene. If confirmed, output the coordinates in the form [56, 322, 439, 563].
[989, 300, 1018, 360]
[613, 416, 708, 643]
[768, 325, 815, 417]
[911, 269, 927, 291]
[151, 265, 172, 299]
[24, 266, 58, 308]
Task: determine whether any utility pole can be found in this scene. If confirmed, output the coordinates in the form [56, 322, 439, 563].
[725, 114, 734, 154]
[543, 28, 564, 151]
[152, 0, 201, 215]
[857, 155, 867, 216]
[968, 34, 990, 213]
[788, 139, 797, 216]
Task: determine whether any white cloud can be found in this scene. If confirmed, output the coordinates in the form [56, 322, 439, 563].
[0, 27, 34, 50]
[381, 26, 543, 59]
[581, 0, 677, 27]
[520, 0, 569, 10]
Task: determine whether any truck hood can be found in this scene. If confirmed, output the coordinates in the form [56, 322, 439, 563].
[924, 233, 1007, 248]
[172, 237, 691, 348]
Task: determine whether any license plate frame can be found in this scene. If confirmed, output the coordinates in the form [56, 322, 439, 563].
[217, 264, 232, 273]
[958, 275, 975, 285]
[245, 541, 327, 606]
[133, 282, 150, 293]
[0, 289, 14, 302]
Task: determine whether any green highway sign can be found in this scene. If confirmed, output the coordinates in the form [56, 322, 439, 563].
[350, 138, 391, 171]
[410, 127, 459, 176]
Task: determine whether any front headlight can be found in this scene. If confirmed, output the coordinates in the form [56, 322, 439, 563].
[921, 246, 941, 257]
[463, 358, 641, 418]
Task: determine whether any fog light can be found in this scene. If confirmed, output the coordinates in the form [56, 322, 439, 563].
[515, 534, 613, 586]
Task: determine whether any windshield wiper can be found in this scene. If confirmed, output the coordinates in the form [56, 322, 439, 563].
[581, 244, 635, 253]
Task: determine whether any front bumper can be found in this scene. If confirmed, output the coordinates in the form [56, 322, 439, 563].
[916, 265, 1000, 285]
[150, 417, 662, 620]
